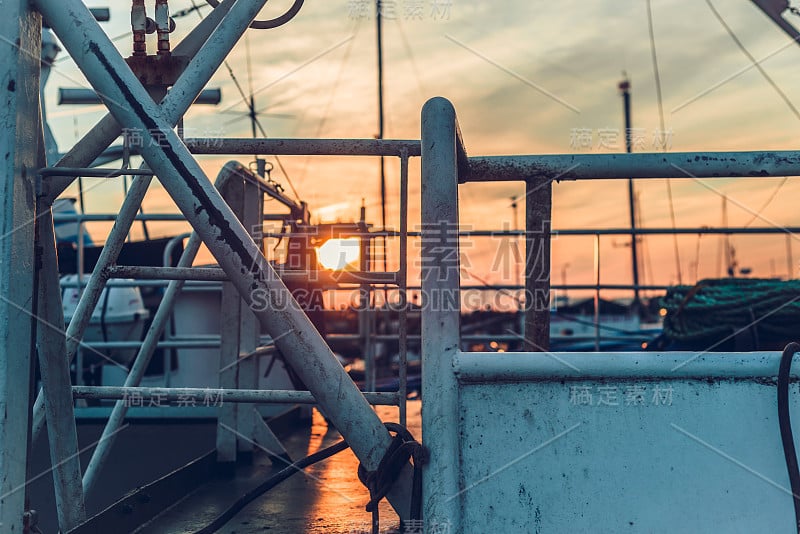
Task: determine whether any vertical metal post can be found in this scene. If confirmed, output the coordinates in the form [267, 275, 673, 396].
[376, 0, 387, 257]
[40, 0, 413, 516]
[217, 172, 245, 465]
[421, 97, 461, 532]
[619, 78, 641, 306]
[236, 177, 262, 458]
[35, 206, 86, 530]
[359, 208, 375, 393]
[217, 277, 241, 465]
[0, 4, 41, 531]
[524, 179, 552, 351]
[594, 233, 601, 352]
[398, 150, 409, 427]
[77, 221, 85, 283]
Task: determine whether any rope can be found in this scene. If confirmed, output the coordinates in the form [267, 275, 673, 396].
[357, 422, 427, 534]
[661, 278, 800, 342]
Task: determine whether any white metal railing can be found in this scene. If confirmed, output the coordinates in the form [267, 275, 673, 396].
[420, 96, 800, 533]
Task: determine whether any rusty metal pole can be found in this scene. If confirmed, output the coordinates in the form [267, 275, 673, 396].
[0, 2, 41, 531]
[523, 179, 552, 351]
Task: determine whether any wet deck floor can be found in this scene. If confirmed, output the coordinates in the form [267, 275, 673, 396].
[135, 401, 421, 534]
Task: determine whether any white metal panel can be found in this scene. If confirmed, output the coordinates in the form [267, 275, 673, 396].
[458, 373, 800, 533]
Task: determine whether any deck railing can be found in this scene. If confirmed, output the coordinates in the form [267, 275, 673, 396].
[419, 96, 800, 533]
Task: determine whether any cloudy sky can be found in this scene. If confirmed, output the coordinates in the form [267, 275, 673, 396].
[44, 0, 800, 304]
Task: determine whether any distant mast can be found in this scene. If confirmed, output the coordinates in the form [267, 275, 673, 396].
[375, 0, 387, 272]
[619, 76, 641, 308]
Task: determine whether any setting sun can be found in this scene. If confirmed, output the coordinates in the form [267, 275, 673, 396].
[316, 238, 360, 271]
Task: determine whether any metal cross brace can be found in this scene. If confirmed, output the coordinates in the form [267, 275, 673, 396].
[34, 0, 414, 519]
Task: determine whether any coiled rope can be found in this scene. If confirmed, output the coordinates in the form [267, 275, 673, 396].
[661, 278, 800, 343]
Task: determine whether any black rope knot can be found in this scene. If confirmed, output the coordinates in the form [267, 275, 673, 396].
[357, 422, 427, 533]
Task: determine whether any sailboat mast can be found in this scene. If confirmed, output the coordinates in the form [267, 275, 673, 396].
[376, 1, 387, 251]
[619, 77, 641, 306]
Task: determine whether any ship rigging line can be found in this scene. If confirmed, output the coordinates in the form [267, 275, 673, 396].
[646, 0, 682, 285]
[743, 176, 789, 227]
[705, 0, 800, 120]
[298, 18, 360, 186]
[703, 0, 800, 276]
[189, 0, 301, 201]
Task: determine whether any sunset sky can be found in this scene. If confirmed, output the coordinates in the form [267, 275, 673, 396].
[44, 0, 800, 305]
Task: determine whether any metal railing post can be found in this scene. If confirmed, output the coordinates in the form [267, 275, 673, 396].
[523, 178, 552, 351]
[217, 175, 247, 465]
[594, 233, 601, 352]
[398, 149, 409, 426]
[217, 277, 241, 464]
[0, 4, 41, 529]
[421, 97, 462, 532]
[236, 175, 263, 458]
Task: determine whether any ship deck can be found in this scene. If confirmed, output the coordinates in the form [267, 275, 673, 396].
[135, 402, 419, 534]
[33, 402, 420, 533]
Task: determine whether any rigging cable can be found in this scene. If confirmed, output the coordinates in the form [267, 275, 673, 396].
[189, 0, 301, 200]
[299, 18, 360, 185]
[743, 176, 789, 228]
[705, 0, 800, 120]
[646, 0, 683, 285]
[395, 16, 427, 101]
